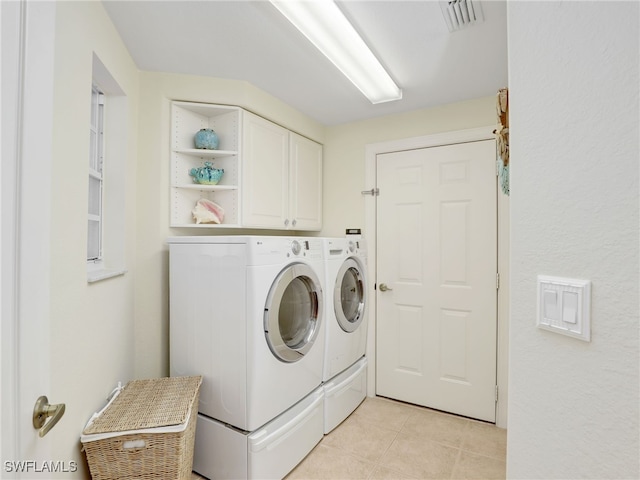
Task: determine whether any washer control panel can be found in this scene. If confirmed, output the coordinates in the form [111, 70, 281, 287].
[288, 238, 323, 260]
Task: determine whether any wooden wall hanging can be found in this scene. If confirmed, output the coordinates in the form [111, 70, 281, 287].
[495, 88, 509, 195]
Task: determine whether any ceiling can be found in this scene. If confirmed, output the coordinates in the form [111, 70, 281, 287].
[102, 0, 508, 126]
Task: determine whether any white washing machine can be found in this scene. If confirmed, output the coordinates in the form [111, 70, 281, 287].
[322, 237, 369, 433]
[168, 236, 326, 478]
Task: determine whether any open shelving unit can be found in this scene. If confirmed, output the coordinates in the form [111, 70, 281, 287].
[171, 102, 242, 227]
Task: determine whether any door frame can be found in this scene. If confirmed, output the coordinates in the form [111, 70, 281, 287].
[1, 0, 55, 472]
[364, 126, 509, 428]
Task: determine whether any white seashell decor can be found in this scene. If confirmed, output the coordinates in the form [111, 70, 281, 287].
[192, 198, 225, 224]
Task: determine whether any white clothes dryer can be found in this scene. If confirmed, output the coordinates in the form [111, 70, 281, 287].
[321, 237, 369, 433]
[168, 235, 326, 432]
[322, 237, 368, 382]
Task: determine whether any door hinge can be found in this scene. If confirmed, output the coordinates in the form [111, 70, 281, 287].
[495, 385, 499, 403]
[361, 188, 379, 196]
[496, 272, 500, 290]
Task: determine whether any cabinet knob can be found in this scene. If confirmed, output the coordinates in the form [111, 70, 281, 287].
[292, 219, 297, 227]
[284, 219, 289, 226]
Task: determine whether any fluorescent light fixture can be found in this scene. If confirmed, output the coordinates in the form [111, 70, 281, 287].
[269, 0, 402, 104]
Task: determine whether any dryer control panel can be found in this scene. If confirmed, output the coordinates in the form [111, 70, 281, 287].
[347, 240, 367, 256]
[289, 238, 323, 260]
[291, 239, 303, 255]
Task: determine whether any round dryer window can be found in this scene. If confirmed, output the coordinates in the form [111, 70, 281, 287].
[334, 258, 366, 333]
[264, 263, 324, 363]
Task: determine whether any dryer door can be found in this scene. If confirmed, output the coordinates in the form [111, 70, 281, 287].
[265, 263, 324, 363]
[334, 258, 366, 333]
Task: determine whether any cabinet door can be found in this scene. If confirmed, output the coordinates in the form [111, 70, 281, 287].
[289, 132, 323, 231]
[242, 111, 290, 228]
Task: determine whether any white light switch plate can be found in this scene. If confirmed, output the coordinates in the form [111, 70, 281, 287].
[537, 275, 591, 341]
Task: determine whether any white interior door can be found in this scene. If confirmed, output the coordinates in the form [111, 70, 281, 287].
[375, 140, 497, 422]
[1, 1, 56, 475]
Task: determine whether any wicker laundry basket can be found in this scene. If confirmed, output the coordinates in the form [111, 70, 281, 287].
[81, 376, 202, 480]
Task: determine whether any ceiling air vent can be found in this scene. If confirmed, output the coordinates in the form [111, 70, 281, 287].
[440, 0, 484, 32]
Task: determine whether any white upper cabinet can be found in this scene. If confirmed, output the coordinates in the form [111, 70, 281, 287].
[242, 111, 323, 231]
[171, 102, 322, 230]
[289, 131, 323, 231]
[241, 111, 290, 229]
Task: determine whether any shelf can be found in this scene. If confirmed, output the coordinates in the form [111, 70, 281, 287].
[173, 184, 239, 191]
[170, 223, 241, 229]
[171, 101, 238, 119]
[174, 149, 238, 158]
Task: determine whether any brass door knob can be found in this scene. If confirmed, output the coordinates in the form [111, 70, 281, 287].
[33, 396, 65, 437]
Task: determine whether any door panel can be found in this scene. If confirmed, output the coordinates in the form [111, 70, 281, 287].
[376, 140, 497, 422]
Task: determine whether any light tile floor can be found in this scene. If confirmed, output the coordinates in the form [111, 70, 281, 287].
[193, 396, 506, 480]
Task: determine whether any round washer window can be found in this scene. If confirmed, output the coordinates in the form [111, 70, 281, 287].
[341, 267, 363, 322]
[334, 258, 366, 333]
[264, 263, 323, 363]
[279, 276, 316, 349]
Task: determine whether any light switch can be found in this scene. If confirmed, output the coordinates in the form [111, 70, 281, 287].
[537, 275, 591, 341]
[543, 290, 558, 320]
[562, 291, 578, 324]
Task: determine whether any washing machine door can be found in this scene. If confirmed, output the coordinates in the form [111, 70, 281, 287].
[264, 263, 324, 363]
[334, 258, 366, 333]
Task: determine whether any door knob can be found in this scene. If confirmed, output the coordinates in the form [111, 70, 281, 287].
[379, 283, 393, 292]
[33, 396, 65, 437]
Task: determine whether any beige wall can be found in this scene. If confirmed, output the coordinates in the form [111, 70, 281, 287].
[321, 96, 496, 237]
[49, 1, 139, 476]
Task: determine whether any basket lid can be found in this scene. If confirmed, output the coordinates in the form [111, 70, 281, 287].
[82, 376, 202, 435]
